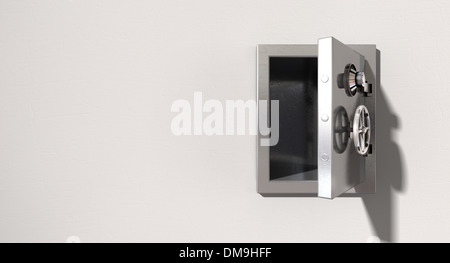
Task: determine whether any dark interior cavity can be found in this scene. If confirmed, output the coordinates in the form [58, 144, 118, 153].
[269, 57, 318, 181]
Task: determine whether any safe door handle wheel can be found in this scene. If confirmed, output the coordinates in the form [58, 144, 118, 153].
[353, 105, 371, 156]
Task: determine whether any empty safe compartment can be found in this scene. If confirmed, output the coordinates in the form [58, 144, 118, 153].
[269, 57, 318, 182]
[257, 37, 379, 199]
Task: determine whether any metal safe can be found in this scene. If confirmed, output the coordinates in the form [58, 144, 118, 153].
[257, 37, 379, 199]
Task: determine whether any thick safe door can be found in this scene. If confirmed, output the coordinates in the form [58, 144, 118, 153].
[317, 37, 372, 199]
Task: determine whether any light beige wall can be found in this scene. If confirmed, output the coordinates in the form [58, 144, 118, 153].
[0, 0, 448, 243]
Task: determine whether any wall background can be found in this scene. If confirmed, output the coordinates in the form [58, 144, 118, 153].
[0, 0, 449, 243]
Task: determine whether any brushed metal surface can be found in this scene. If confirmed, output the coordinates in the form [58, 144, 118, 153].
[318, 37, 365, 199]
[344, 45, 377, 196]
[257, 41, 377, 197]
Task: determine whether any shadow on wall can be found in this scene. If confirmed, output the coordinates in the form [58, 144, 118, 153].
[362, 85, 407, 243]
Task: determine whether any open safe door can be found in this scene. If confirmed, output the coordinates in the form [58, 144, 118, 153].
[318, 37, 375, 199]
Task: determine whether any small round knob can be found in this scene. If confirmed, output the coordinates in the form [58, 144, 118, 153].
[356, 71, 366, 89]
